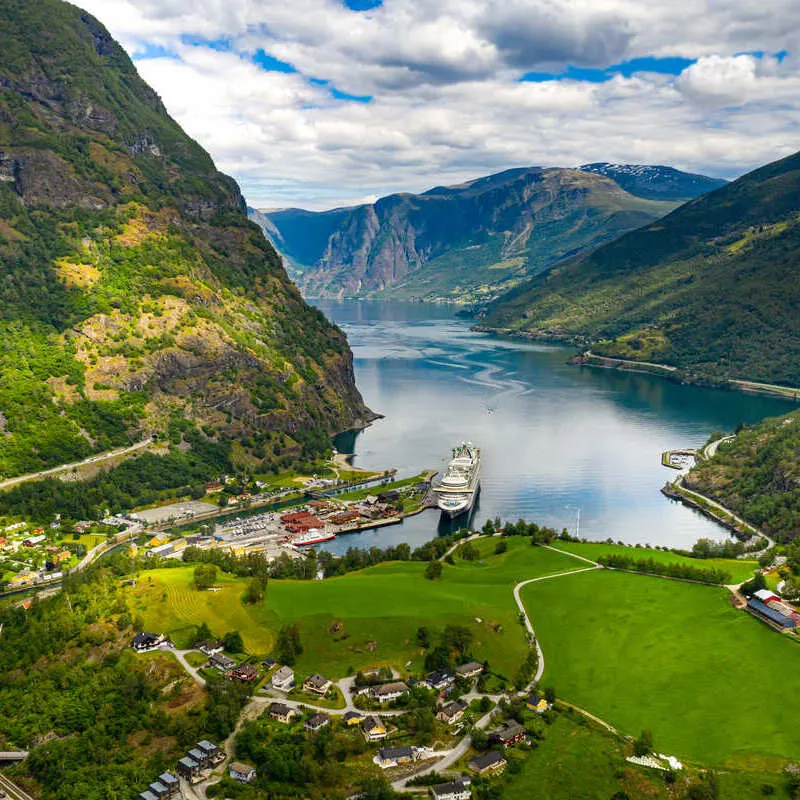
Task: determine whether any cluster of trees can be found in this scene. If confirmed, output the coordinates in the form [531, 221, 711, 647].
[596, 554, 731, 584]
[275, 624, 303, 666]
[690, 538, 745, 559]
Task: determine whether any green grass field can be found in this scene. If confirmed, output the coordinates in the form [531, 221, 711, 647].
[552, 541, 759, 584]
[522, 568, 800, 768]
[135, 538, 579, 677]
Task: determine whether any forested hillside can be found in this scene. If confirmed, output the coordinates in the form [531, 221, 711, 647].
[685, 412, 800, 545]
[480, 150, 800, 386]
[0, 0, 368, 479]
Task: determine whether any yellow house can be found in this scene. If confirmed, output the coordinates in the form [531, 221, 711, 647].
[525, 694, 549, 713]
[148, 535, 168, 547]
[360, 715, 387, 741]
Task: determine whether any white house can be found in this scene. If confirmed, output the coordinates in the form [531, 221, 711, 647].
[271, 665, 295, 691]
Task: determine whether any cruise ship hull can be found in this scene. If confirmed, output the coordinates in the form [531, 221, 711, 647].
[434, 442, 481, 519]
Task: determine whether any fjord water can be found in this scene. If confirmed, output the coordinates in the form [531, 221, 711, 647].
[315, 301, 789, 554]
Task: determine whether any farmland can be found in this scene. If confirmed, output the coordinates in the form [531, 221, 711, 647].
[522, 568, 800, 768]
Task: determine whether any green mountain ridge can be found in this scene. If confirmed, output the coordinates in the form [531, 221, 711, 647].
[249, 165, 718, 303]
[0, 0, 369, 479]
[480, 149, 800, 386]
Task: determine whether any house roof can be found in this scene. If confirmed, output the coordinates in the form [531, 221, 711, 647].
[748, 597, 796, 627]
[158, 772, 178, 786]
[431, 780, 470, 798]
[270, 702, 292, 715]
[470, 750, 505, 770]
[178, 756, 199, 769]
[361, 715, 384, 730]
[306, 712, 330, 727]
[439, 700, 467, 717]
[526, 694, 545, 705]
[132, 632, 160, 646]
[426, 669, 453, 684]
[496, 722, 525, 740]
[230, 761, 255, 774]
[188, 748, 205, 760]
[138, 792, 159, 800]
[149, 782, 168, 794]
[344, 711, 363, 721]
[197, 740, 218, 753]
[304, 673, 330, 688]
[378, 746, 413, 760]
[372, 681, 408, 696]
[455, 661, 483, 675]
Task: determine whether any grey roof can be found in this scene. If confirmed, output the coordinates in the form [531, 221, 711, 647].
[378, 746, 414, 760]
[139, 792, 159, 800]
[270, 702, 292, 715]
[197, 739, 218, 753]
[158, 772, 179, 786]
[188, 748, 205, 761]
[304, 672, 330, 688]
[178, 756, 198, 768]
[431, 780, 470, 798]
[470, 750, 505, 770]
[149, 782, 168, 794]
[455, 661, 483, 675]
[344, 710, 363, 721]
[372, 681, 408, 696]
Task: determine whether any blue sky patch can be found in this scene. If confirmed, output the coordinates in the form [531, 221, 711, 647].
[132, 42, 179, 60]
[331, 86, 372, 103]
[252, 49, 297, 73]
[343, 0, 383, 10]
[520, 56, 698, 83]
[179, 34, 232, 52]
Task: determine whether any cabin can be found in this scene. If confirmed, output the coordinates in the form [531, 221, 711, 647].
[303, 673, 333, 696]
[210, 653, 236, 671]
[138, 792, 159, 800]
[188, 747, 208, 768]
[195, 639, 224, 656]
[132, 632, 165, 653]
[455, 661, 484, 679]
[525, 694, 549, 713]
[370, 681, 409, 703]
[269, 702, 297, 723]
[147, 781, 169, 799]
[361, 715, 387, 741]
[437, 700, 468, 725]
[229, 762, 257, 783]
[430, 779, 472, 800]
[491, 722, 526, 747]
[157, 772, 180, 797]
[304, 712, 330, 733]
[375, 746, 416, 768]
[176, 756, 200, 780]
[344, 710, 364, 726]
[197, 740, 224, 765]
[271, 665, 295, 690]
[469, 750, 506, 775]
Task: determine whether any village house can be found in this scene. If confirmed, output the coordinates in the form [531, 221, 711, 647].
[271, 665, 295, 690]
[370, 681, 409, 703]
[491, 722, 526, 748]
[437, 700, 468, 725]
[303, 673, 333, 696]
[229, 762, 257, 784]
[455, 661, 484, 680]
[375, 746, 416, 768]
[227, 664, 259, 682]
[344, 710, 364, 726]
[424, 669, 455, 692]
[147, 780, 169, 799]
[269, 702, 297, 723]
[304, 712, 330, 733]
[176, 756, 201, 781]
[469, 750, 507, 775]
[187, 747, 209, 769]
[525, 694, 550, 713]
[156, 772, 180, 797]
[131, 632, 165, 653]
[210, 653, 236, 672]
[197, 740, 224, 765]
[430, 779, 472, 800]
[138, 791, 158, 800]
[361, 715, 387, 741]
[195, 639, 224, 656]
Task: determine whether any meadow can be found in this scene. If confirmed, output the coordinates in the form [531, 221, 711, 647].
[134, 538, 580, 676]
[522, 568, 800, 768]
[553, 540, 760, 584]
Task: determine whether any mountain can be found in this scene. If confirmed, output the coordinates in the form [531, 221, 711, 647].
[480, 150, 800, 386]
[0, 0, 369, 479]
[578, 163, 727, 201]
[249, 164, 722, 302]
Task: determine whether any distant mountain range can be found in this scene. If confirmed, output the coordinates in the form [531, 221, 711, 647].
[249, 165, 725, 303]
[480, 150, 800, 386]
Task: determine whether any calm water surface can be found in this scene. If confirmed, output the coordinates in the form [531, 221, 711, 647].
[312, 301, 789, 554]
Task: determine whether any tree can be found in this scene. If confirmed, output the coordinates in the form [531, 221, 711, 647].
[442, 624, 472, 656]
[424, 561, 443, 580]
[494, 539, 507, 555]
[481, 519, 495, 536]
[424, 645, 451, 672]
[223, 630, 244, 653]
[276, 623, 303, 665]
[196, 621, 212, 642]
[243, 575, 267, 605]
[544, 686, 556, 705]
[460, 542, 479, 561]
[193, 563, 217, 590]
[633, 729, 653, 757]
[416, 626, 431, 649]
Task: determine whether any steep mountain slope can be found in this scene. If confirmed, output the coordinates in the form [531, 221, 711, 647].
[578, 163, 727, 201]
[481, 150, 800, 386]
[0, 0, 368, 479]
[250, 166, 696, 302]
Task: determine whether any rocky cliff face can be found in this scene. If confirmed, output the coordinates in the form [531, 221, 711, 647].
[0, 0, 369, 478]
[251, 164, 720, 303]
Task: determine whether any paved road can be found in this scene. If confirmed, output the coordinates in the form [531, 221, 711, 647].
[0, 438, 153, 490]
[702, 434, 735, 460]
[583, 351, 677, 372]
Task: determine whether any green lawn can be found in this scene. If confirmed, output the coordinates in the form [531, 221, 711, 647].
[522, 568, 800, 769]
[135, 538, 579, 677]
[552, 541, 759, 584]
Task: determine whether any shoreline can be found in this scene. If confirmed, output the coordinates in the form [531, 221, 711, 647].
[473, 326, 800, 402]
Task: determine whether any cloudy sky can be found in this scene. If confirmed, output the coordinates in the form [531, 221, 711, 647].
[76, 0, 800, 210]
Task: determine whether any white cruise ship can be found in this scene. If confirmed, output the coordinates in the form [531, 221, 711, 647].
[434, 442, 481, 518]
